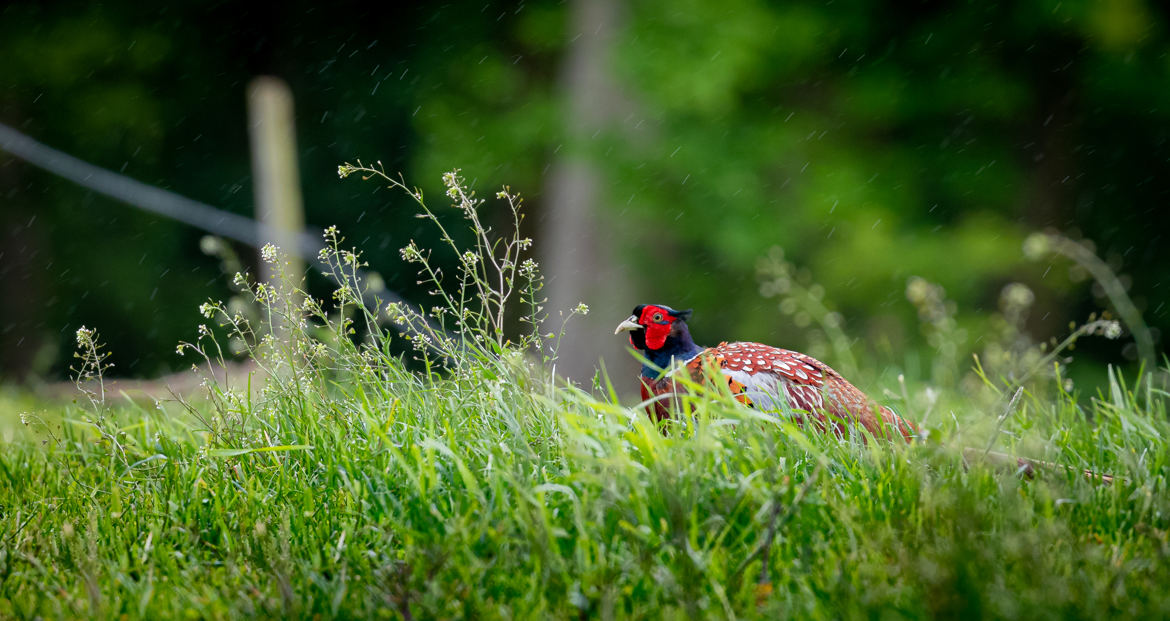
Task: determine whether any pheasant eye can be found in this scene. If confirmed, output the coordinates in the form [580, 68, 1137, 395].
[652, 312, 664, 322]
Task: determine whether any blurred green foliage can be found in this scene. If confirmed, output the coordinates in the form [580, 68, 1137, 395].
[1, 0, 1167, 380]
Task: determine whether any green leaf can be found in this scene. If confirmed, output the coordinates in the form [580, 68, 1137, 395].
[207, 445, 312, 458]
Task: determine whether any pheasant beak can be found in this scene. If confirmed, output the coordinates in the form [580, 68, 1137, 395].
[614, 315, 642, 335]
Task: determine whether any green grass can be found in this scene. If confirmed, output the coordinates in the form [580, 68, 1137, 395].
[2, 344, 1169, 619]
[2, 170, 1168, 619]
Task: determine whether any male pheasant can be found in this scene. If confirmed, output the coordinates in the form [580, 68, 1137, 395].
[615, 304, 917, 441]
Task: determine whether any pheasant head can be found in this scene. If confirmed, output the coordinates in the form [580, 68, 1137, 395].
[614, 304, 705, 379]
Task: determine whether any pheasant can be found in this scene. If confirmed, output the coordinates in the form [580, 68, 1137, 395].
[614, 304, 917, 441]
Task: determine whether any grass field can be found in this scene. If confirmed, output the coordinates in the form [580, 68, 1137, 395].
[3, 333, 1168, 619]
[2, 172, 1167, 619]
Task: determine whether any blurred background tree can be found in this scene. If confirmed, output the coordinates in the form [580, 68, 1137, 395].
[1, 0, 1166, 386]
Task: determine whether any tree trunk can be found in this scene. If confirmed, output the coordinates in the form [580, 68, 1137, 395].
[540, 0, 634, 386]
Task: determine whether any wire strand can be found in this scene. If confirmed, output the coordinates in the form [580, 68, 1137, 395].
[0, 120, 415, 311]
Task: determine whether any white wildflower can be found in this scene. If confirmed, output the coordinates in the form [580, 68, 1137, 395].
[1022, 233, 1051, 260]
[199, 236, 221, 255]
[399, 242, 421, 263]
[75, 326, 94, 347]
[1000, 283, 1035, 310]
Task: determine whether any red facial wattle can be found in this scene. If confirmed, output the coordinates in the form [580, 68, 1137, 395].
[638, 305, 674, 350]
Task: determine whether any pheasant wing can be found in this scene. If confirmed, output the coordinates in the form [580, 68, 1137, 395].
[694, 342, 915, 440]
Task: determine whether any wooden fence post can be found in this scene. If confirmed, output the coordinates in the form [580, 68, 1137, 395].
[247, 76, 305, 333]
